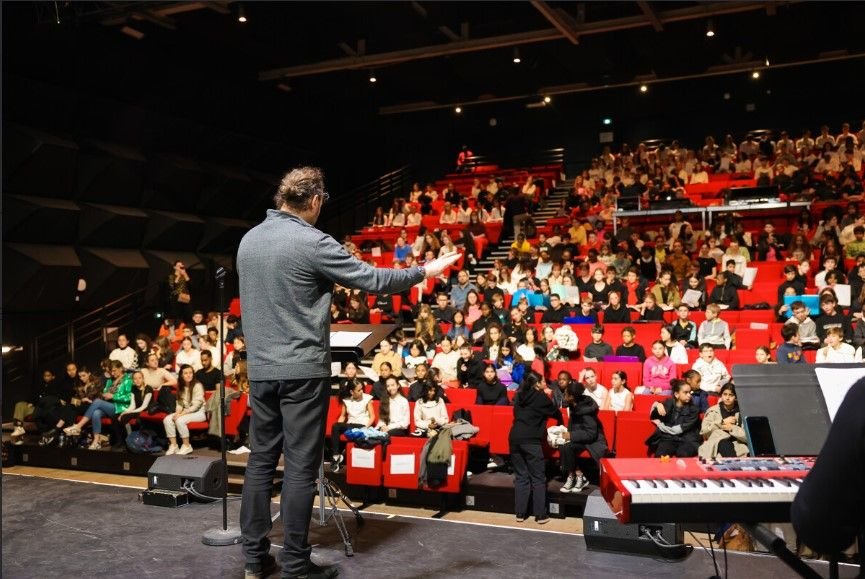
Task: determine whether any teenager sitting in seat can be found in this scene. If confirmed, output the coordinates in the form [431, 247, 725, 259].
[578, 367, 608, 408]
[476, 364, 509, 405]
[785, 300, 821, 350]
[559, 381, 609, 494]
[697, 303, 731, 349]
[639, 340, 677, 395]
[646, 379, 701, 458]
[635, 292, 666, 322]
[691, 343, 731, 394]
[413, 382, 449, 436]
[615, 326, 646, 362]
[63, 360, 132, 450]
[430, 337, 459, 384]
[115, 370, 153, 447]
[816, 327, 861, 363]
[699, 383, 748, 459]
[457, 343, 485, 388]
[671, 304, 698, 348]
[708, 272, 740, 310]
[174, 336, 202, 372]
[162, 364, 205, 456]
[660, 325, 688, 364]
[376, 376, 410, 437]
[602, 370, 634, 412]
[331, 381, 375, 471]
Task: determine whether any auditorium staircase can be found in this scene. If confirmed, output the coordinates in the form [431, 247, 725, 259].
[475, 181, 571, 272]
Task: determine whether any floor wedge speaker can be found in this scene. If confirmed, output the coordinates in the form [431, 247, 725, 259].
[148, 455, 223, 497]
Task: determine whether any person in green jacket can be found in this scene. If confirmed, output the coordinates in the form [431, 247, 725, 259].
[63, 360, 132, 450]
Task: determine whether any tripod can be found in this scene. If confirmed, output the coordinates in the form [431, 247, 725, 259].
[315, 456, 364, 557]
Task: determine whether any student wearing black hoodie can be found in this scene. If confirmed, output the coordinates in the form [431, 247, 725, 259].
[475, 364, 508, 405]
[560, 382, 609, 493]
[509, 371, 563, 524]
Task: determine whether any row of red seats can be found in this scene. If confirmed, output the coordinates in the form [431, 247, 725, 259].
[137, 387, 248, 439]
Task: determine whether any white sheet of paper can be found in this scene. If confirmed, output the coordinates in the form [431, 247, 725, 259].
[565, 286, 581, 305]
[196, 324, 208, 336]
[749, 322, 769, 330]
[472, 328, 486, 342]
[390, 454, 415, 475]
[814, 367, 865, 421]
[682, 289, 703, 308]
[832, 284, 852, 307]
[329, 331, 372, 348]
[742, 267, 758, 288]
[447, 454, 455, 476]
[330, 362, 342, 377]
[350, 447, 376, 469]
[358, 365, 379, 382]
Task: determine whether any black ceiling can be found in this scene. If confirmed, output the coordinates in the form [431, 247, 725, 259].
[3, 1, 864, 178]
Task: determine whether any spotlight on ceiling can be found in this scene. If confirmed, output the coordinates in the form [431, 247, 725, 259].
[603, 118, 612, 126]
[640, 84, 648, 93]
[706, 20, 715, 37]
[455, 106, 462, 114]
[765, 57, 771, 67]
[369, 73, 377, 83]
[751, 70, 761, 79]
[543, 96, 551, 104]
[513, 48, 521, 64]
[238, 4, 247, 23]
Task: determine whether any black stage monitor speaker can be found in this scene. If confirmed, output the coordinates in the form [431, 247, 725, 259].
[583, 491, 687, 559]
[148, 455, 223, 497]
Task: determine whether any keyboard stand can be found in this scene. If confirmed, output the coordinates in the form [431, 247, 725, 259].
[741, 523, 822, 579]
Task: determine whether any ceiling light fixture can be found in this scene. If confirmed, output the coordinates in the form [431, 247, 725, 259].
[369, 72, 377, 83]
[640, 84, 648, 93]
[751, 70, 760, 79]
[543, 96, 551, 104]
[603, 118, 612, 125]
[765, 56, 770, 67]
[238, 4, 247, 23]
[706, 20, 715, 37]
[455, 106, 462, 114]
[513, 48, 521, 64]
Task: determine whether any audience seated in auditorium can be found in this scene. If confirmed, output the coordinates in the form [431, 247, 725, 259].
[698, 383, 748, 460]
[646, 379, 701, 458]
[559, 381, 608, 493]
[331, 380, 375, 472]
[413, 382, 449, 436]
[376, 377, 410, 436]
[63, 360, 132, 450]
[639, 341, 677, 395]
[162, 364, 205, 456]
[691, 344, 731, 394]
[816, 327, 861, 363]
[615, 326, 646, 361]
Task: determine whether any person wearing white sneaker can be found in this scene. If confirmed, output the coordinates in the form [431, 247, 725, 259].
[163, 365, 206, 456]
[509, 371, 564, 524]
[62, 360, 133, 446]
[559, 381, 609, 494]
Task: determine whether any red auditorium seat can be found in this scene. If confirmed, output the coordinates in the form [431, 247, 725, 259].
[489, 406, 514, 455]
[735, 329, 771, 351]
[632, 394, 666, 415]
[345, 442, 384, 486]
[613, 413, 656, 458]
[383, 437, 469, 493]
[445, 388, 477, 407]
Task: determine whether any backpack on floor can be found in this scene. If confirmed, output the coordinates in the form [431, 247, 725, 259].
[126, 430, 164, 454]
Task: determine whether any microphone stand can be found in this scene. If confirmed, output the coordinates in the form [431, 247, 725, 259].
[203, 267, 243, 546]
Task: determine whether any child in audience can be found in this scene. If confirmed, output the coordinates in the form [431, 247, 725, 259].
[777, 324, 805, 364]
[683, 369, 709, 413]
[403, 340, 428, 369]
[697, 304, 731, 348]
[637, 293, 666, 322]
[331, 381, 374, 471]
[430, 337, 460, 383]
[659, 325, 688, 364]
[646, 379, 701, 457]
[476, 364, 509, 405]
[413, 382, 449, 436]
[691, 343, 731, 393]
[755, 346, 774, 364]
[559, 381, 608, 494]
[163, 364, 205, 454]
[615, 326, 646, 361]
[639, 341, 677, 395]
[115, 370, 153, 446]
[708, 272, 740, 310]
[785, 300, 820, 350]
[671, 304, 698, 348]
[602, 370, 634, 412]
[376, 376, 410, 436]
[698, 383, 748, 460]
[816, 327, 861, 363]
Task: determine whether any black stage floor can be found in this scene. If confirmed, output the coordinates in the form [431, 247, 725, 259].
[3, 474, 858, 579]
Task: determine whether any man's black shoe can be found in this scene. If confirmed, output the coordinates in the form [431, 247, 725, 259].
[244, 553, 277, 579]
[290, 562, 339, 579]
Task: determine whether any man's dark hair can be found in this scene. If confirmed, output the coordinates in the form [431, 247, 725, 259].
[274, 166, 326, 210]
[725, 259, 736, 267]
[854, 226, 865, 235]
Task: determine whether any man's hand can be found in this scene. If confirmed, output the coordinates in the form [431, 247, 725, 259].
[423, 251, 462, 278]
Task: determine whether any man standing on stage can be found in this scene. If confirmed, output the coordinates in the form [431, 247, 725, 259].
[237, 166, 459, 579]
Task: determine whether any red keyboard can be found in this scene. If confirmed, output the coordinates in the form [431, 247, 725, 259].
[599, 456, 814, 524]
